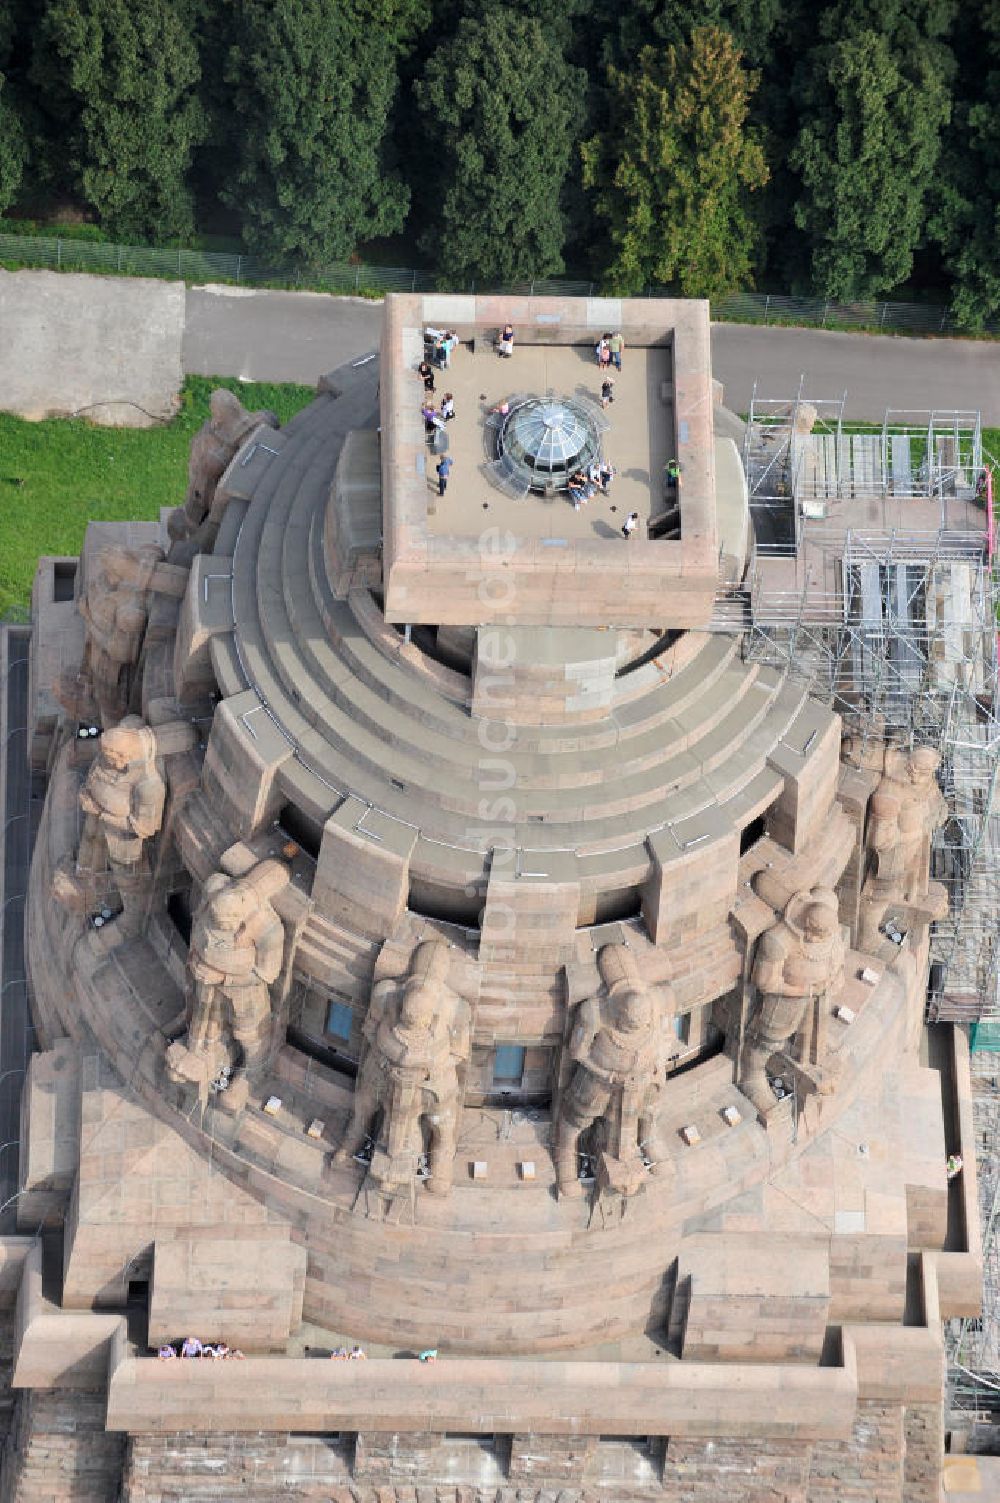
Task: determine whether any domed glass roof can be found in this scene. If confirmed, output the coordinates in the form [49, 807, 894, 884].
[497, 396, 602, 490]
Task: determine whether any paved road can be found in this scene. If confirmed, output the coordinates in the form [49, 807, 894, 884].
[183, 285, 1000, 422]
[183, 286, 382, 385]
[711, 323, 1000, 425]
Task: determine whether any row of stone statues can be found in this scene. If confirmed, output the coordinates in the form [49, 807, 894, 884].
[57, 711, 946, 1200]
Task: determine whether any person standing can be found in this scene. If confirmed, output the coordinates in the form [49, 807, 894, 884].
[437, 455, 454, 496]
[601, 377, 615, 409]
[441, 393, 456, 421]
[621, 510, 639, 538]
[599, 459, 615, 493]
[609, 331, 624, 370]
[418, 359, 435, 393]
[498, 323, 515, 357]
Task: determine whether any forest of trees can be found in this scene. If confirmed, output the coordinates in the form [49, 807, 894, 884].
[1, 0, 999, 324]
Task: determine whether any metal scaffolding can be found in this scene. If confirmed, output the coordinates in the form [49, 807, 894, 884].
[725, 390, 999, 1022]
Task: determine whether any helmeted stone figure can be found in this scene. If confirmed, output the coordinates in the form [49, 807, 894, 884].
[864, 745, 947, 922]
[554, 944, 671, 1199]
[63, 545, 164, 729]
[166, 859, 288, 1097]
[333, 941, 469, 1197]
[167, 389, 278, 564]
[53, 716, 167, 927]
[76, 717, 165, 876]
[741, 887, 845, 1113]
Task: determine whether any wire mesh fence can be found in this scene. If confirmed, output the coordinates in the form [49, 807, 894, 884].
[0, 224, 993, 337]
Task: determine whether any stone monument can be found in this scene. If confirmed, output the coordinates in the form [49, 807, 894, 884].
[165, 858, 289, 1101]
[167, 388, 278, 564]
[741, 886, 846, 1113]
[554, 944, 671, 1199]
[333, 941, 469, 1198]
[8, 296, 978, 1503]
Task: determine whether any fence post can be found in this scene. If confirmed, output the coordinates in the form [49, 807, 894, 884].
[236, 255, 242, 284]
[177, 248, 182, 277]
[117, 245, 122, 273]
[355, 264, 360, 291]
[940, 307, 948, 332]
[411, 270, 416, 292]
[880, 303, 887, 328]
[56, 238, 61, 271]
[822, 300, 829, 327]
[764, 294, 770, 325]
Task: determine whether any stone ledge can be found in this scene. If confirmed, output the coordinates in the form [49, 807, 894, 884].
[105, 1326, 859, 1439]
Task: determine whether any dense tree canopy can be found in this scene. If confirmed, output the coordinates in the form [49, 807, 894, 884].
[582, 28, 768, 299]
[1, 0, 998, 321]
[31, 0, 205, 241]
[222, 0, 419, 267]
[414, 14, 584, 284]
[789, 24, 951, 299]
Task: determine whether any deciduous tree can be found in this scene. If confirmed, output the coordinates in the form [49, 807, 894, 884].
[789, 23, 952, 299]
[581, 28, 768, 299]
[414, 13, 584, 286]
[224, 0, 419, 267]
[32, 0, 205, 241]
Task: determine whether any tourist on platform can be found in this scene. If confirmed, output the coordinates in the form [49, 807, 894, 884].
[608, 331, 624, 370]
[157, 1344, 177, 1360]
[601, 377, 615, 409]
[621, 510, 640, 539]
[436, 455, 454, 496]
[417, 359, 436, 393]
[498, 324, 515, 357]
[441, 393, 456, 421]
[599, 459, 616, 493]
[180, 1336, 203, 1359]
[349, 1345, 367, 1360]
[596, 336, 611, 368]
[418, 1349, 438, 1362]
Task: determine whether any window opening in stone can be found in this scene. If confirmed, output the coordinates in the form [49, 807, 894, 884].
[740, 813, 767, 854]
[493, 1045, 526, 1087]
[672, 1014, 691, 1045]
[590, 887, 643, 926]
[278, 804, 322, 860]
[53, 560, 77, 602]
[408, 878, 482, 928]
[326, 1000, 353, 1042]
[166, 888, 192, 944]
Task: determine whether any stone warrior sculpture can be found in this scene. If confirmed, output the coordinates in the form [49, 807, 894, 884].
[741, 887, 845, 1114]
[554, 945, 672, 1199]
[333, 941, 469, 1198]
[166, 859, 288, 1100]
[57, 545, 164, 730]
[53, 716, 166, 927]
[167, 389, 278, 565]
[860, 744, 948, 946]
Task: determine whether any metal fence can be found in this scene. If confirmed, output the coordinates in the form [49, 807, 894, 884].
[0, 225, 992, 338]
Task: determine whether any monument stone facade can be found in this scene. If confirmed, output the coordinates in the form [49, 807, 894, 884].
[0, 295, 979, 1501]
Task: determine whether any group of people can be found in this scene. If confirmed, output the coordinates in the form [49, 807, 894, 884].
[418, 334, 462, 498]
[596, 332, 625, 370]
[425, 327, 460, 369]
[567, 459, 616, 511]
[159, 1337, 246, 1360]
[329, 1345, 367, 1360]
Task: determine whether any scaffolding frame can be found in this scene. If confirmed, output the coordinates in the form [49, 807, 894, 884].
[730, 392, 999, 1021]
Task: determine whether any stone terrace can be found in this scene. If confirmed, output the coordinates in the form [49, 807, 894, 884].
[423, 342, 673, 542]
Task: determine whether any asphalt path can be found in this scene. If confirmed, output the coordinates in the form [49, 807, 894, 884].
[183, 284, 1000, 423]
[183, 286, 382, 385]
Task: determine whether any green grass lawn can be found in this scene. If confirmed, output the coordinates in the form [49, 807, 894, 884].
[0, 376, 315, 616]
